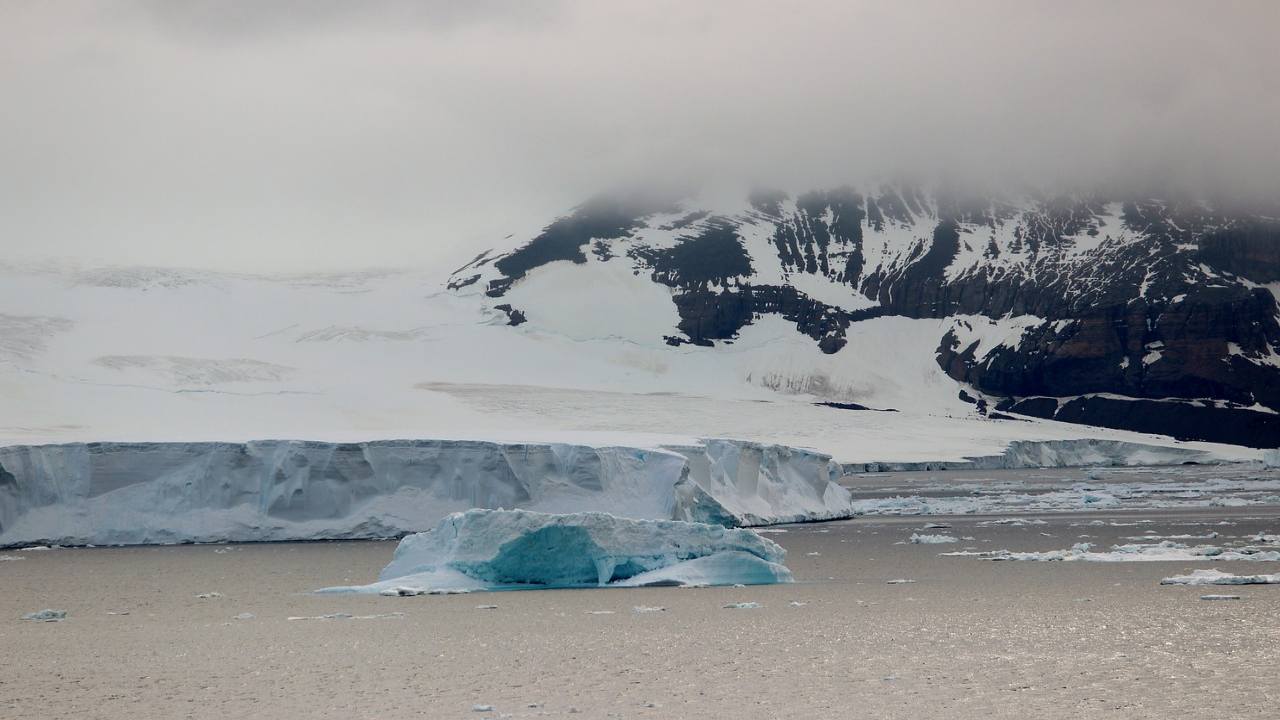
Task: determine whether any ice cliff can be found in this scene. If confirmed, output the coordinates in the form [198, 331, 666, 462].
[0, 437, 848, 547]
[841, 438, 1214, 473]
[320, 508, 793, 593]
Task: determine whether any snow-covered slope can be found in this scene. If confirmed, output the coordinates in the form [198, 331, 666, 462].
[0, 258, 1261, 465]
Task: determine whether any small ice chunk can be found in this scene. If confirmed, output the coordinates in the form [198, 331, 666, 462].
[1199, 594, 1242, 600]
[233, 612, 255, 620]
[805, 552, 821, 556]
[788, 601, 808, 607]
[910, 533, 958, 544]
[886, 578, 917, 585]
[923, 523, 952, 529]
[22, 609, 66, 622]
[632, 606, 666, 613]
[0, 555, 25, 561]
[475, 604, 498, 610]
[472, 704, 493, 712]
[723, 602, 761, 609]
[585, 610, 615, 615]
[195, 592, 223, 599]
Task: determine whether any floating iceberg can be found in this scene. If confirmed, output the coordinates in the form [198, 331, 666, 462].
[1160, 569, 1280, 586]
[319, 509, 793, 594]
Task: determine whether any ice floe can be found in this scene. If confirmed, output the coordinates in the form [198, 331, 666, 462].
[319, 509, 793, 594]
[22, 609, 66, 622]
[909, 533, 958, 544]
[1160, 569, 1280, 585]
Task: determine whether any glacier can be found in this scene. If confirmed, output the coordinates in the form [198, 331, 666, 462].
[0, 437, 849, 547]
[318, 508, 793, 593]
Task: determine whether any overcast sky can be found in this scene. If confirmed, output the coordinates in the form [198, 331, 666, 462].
[2, 1, 1277, 272]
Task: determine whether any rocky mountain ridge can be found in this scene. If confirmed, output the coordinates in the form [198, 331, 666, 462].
[452, 186, 1280, 447]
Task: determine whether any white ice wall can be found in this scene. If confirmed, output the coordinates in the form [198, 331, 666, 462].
[0, 437, 848, 547]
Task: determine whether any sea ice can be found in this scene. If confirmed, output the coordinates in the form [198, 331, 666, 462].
[723, 602, 762, 609]
[319, 509, 793, 594]
[1160, 569, 1280, 586]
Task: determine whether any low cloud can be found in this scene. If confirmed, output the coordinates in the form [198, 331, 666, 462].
[1, 1, 1276, 271]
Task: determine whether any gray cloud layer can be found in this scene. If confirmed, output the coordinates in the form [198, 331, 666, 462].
[2, 1, 1277, 271]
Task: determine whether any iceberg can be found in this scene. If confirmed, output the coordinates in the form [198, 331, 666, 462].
[0, 437, 850, 547]
[319, 509, 793, 593]
[1265, 449, 1280, 469]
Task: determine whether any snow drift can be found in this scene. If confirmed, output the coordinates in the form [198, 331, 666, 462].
[0, 437, 848, 547]
[319, 509, 793, 593]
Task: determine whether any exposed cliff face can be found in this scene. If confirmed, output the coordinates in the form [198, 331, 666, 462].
[457, 187, 1280, 447]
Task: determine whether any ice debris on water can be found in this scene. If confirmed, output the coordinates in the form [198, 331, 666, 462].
[472, 704, 493, 712]
[723, 602, 761, 609]
[0, 555, 25, 561]
[910, 533, 958, 544]
[475, 604, 499, 610]
[195, 592, 223, 599]
[1199, 594, 1242, 600]
[788, 601, 807, 607]
[944, 541, 1280, 563]
[287, 612, 404, 621]
[632, 606, 666, 614]
[886, 578, 917, 585]
[22, 609, 66, 622]
[319, 509, 793, 594]
[585, 610, 615, 615]
[380, 586, 471, 597]
[233, 612, 255, 621]
[1160, 569, 1280, 586]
